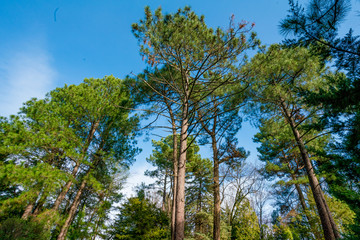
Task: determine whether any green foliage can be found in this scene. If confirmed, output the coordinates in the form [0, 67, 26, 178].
[306, 190, 355, 238]
[0, 162, 68, 218]
[132, 6, 258, 71]
[110, 191, 170, 240]
[247, 44, 326, 107]
[1, 4, 359, 239]
[280, 1, 360, 237]
[0, 217, 49, 240]
[146, 135, 213, 239]
[221, 197, 260, 240]
[270, 188, 355, 240]
[146, 135, 182, 188]
[273, 222, 294, 240]
[186, 156, 213, 238]
[0, 76, 139, 239]
[248, 45, 324, 235]
[228, 199, 260, 240]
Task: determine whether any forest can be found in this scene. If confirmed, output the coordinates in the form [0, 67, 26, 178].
[0, 0, 359, 239]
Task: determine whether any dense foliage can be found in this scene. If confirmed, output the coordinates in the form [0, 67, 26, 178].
[1, 1, 359, 239]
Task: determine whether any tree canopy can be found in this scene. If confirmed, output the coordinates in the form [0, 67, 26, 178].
[1, 2, 359, 240]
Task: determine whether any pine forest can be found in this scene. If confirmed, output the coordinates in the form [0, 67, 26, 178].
[0, 0, 359, 239]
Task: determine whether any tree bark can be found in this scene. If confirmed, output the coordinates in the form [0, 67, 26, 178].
[32, 192, 47, 216]
[52, 162, 80, 211]
[21, 190, 40, 220]
[281, 101, 340, 240]
[292, 179, 320, 238]
[195, 180, 203, 234]
[175, 101, 189, 240]
[212, 136, 221, 240]
[294, 183, 311, 221]
[162, 171, 168, 211]
[57, 178, 87, 240]
[197, 104, 221, 240]
[259, 204, 264, 240]
[170, 111, 178, 240]
[198, 104, 221, 240]
[52, 120, 100, 211]
[21, 202, 35, 220]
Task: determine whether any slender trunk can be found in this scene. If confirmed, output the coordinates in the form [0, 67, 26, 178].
[32, 192, 47, 216]
[57, 148, 103, 239]
[294, 183, 307, 214]
[167, 193, 172, 216]
[259, 205, 263, 240]
[21, 190, 40, 220]
[195, 180, 203, 234]
[294, 183, 313, 222]
[212, 135, 221, 240]
[57, 178, 87, 240]
[88, 198, 103, 226]
[323, 193, 340, 239]
[171, 114, 178, 240]
[175, 102, 188, 240]
[21, 202, 35, 220]
[52, 162, 80, 211]
[53, 120, 100, 211]
[293, 179, 319, 237]
[58, 135, 107, 239]
[280, 101, 339, 240]
[62, 189, 75, 215]
[57, 119, 108, 239]
[162, 171, 167, 211]
[91, 217, 101, 240]
[198, 102, 221, 240]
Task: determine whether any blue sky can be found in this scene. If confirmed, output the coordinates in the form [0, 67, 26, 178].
[1, 0, 358, 195]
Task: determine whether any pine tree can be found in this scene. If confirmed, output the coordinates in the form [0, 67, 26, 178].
[132, 7, 258, 239]
[0, 76, 139, 239]
[281, 2, 360, 235]
[246, 45, 339, 239]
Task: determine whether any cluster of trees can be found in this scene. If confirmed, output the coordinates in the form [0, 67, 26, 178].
[0, 77, 139, 239]
[0, 0, 359, 239]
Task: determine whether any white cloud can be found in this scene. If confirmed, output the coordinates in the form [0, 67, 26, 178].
[0, 43, 56, 117]
[122, 161, 156, 198]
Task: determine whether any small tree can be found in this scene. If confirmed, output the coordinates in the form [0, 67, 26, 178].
[110, 188, 170, 240]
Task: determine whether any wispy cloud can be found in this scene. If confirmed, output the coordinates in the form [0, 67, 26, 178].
[122, 162, 156, 198]
[0, 42, 56, 117]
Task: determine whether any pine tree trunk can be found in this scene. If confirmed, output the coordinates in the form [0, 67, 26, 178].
[52, 120, 100, 211]
[32, 192, 47, 216]
[165, 98, 179, 240]
[293, 180, 319, 238]
[57, 136, 107, 240]
[21, 190, 40, 220]
[212, 136, 221, 240]
[52, 162, 80, 211]
[175, 102, 189, 240]
[259, 206, 264, 240]
[171, 119, 178, 240]
[294, 183, 312, 222]
[162, 172, 167, 211]
[198, 105, 221, 240]
[57, 179, 87, 240]
[323, 193, 340, 239]
[195, 180, 203, 234]
[21, 202, 35, 220]
[281, 101, 339, 240]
